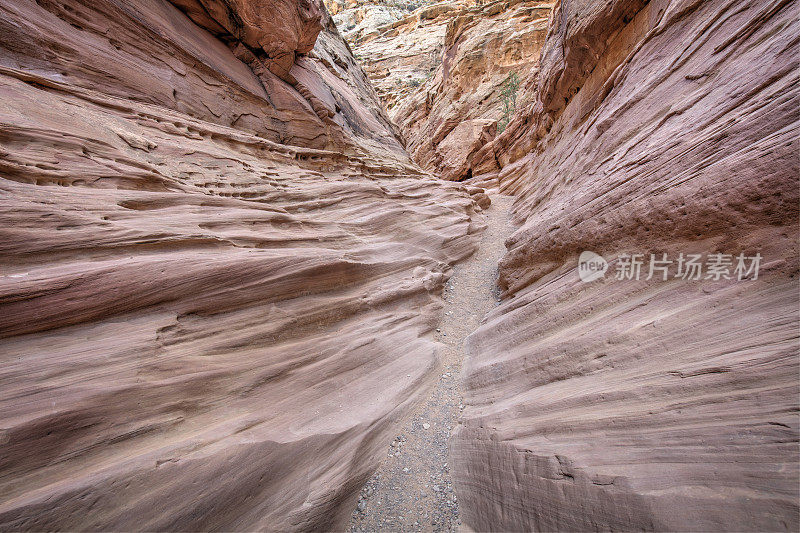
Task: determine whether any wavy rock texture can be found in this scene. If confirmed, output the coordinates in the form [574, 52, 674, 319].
[453, 0, 800, 531]
[0, 0, 486, 529]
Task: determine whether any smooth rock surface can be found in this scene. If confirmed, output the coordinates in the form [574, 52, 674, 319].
[452, 0, 800, 530]
[0, 0, 486, 530]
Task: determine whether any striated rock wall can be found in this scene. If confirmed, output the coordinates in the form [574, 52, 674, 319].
[330, 0, 554, 183]
[0, 0, 486, 530]
[453, 0, 800, 530]
[329, 0, 456, 112]
[392, 0, 553, 182]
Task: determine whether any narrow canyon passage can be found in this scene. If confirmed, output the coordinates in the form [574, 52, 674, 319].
[1, 0, 796, 530]
[349, 194, 513, 532]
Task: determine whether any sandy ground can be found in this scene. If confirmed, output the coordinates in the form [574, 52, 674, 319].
[348, 194, 514, 532]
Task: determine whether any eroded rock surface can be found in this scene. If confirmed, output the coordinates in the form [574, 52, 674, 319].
[327, 0, 450, 111]
[330, 0, 553, 182]
[452, 0, 800, 531]
[0, 0, 486, 530]
[392, 0, 552, 182]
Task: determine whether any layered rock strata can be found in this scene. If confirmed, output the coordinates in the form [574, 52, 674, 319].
[453, 0, 800, 530]
[329, 0, 456, 112]
[0, 0, 485, 529]
[331, 0, 553, 182]
[392, 0, 553, 181]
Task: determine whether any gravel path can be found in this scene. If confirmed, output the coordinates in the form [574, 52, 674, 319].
[348, 194, 514, 532]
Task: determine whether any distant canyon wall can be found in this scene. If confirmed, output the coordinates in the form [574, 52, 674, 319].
[334, 0, 555, 182]
[453, 0, 800, 530]
[393, 0, 554, 182]
[0, 0, 486, 529]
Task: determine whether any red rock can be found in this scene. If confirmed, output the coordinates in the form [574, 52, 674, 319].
[170, 0, 323, 80]
[337, 1, 554, 182]
[0, 0, 484, 529]
[452, 0, 800, 530]
[391, 0, 553, 182]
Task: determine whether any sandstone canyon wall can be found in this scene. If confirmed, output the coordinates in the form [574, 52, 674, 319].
[391, 0, 553, 182]
[332, 0, 554, 183]
[452, 0, 800, 530]
[331, 0, 463, 113]
[0, 0, 486, 529]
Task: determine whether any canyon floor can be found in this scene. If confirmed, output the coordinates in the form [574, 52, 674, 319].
[349, 194, 513, 532]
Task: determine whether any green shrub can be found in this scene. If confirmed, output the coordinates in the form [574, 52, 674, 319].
[497, 72, 520, 134]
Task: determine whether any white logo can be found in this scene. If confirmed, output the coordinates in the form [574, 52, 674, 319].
[578, 251, 608, 282]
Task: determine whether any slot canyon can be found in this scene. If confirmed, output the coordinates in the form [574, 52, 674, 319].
[0, 0, 797, 531]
